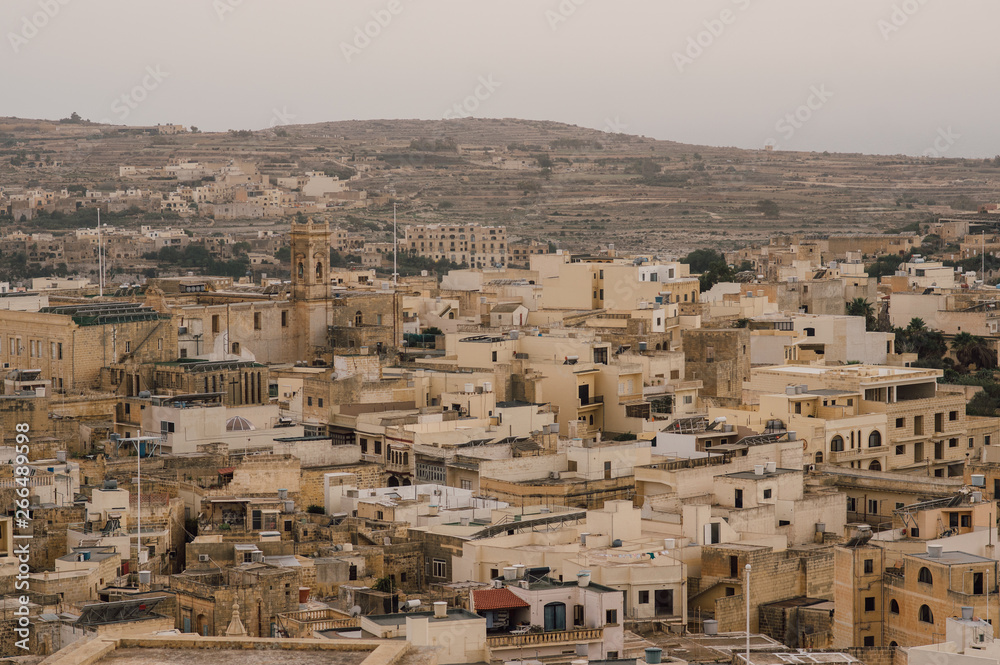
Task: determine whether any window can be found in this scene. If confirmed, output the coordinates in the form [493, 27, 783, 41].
[159, 420, 175, 433]
[639, 590, 649, 604]
[918, 567, 933, 585]
[864, 559, 873, 574]
[763, 489, 772, 499]
[605, 609, 618, 625]
[970, 438, 976, 448]
[868, 499, 878, 514]
[492, 351, 498, 362]
[864, 597, 875, 612]
[804, 327, 815, 337]
[868, 430, 882, 448]
[281, 311, 288, 327]
[949, 438, 958, 448]
[254, 312, 262, 330]
[918, 604, 934, 623]
[950, 410, 958, 421]
[354, 311, 363, 326]
[735, 489, 743, 508]
[432, 559, 447, 578]
[889, 599, 899, 614]
[846, 497, 856, 512]
[987, 436, 992, 446]
[374, 440, 382, 455]
[895, 417, 904, 428]
[318, 398, 324, 408]
[212, 315, 220, 333]
[573, 604, 584, 626]
[863, 636, 875, 647]
[911, 527, 919, 537]
[961, 514, 971, 528]
[460, 479, 472, 490]
[231, 342, 240, 354]
[307, 397, 313, 406]
[914, 415, 924, 435]
[830, 436, 844, 452]
[683, 395, 693, 404]
[125, 341, 131, 354]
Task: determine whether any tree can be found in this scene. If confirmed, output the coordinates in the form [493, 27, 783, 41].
[756, 199, 780, 218]
[845, 298, 876, 331]
[951, 332, 997, 371]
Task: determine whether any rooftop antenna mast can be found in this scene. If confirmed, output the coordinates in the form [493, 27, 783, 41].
[393, 201, 398, 288]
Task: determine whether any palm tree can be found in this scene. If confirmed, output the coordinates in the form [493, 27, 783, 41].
[846, 298, 876, 331]
[951, 333, 997, 371]
[846, 298, 874, 319]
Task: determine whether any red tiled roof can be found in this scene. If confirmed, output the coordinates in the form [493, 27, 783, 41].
[472, 588, 530, 611]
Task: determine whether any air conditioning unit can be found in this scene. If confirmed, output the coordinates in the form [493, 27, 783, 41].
[198, 554, 210, 563]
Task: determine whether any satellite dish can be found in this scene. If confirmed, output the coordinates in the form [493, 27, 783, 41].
[349, 605, 361, 617]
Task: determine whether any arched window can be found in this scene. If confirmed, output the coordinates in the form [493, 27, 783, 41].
[589, 414, 594, 426]
[297, 262, 304, 278]
[889, 641, 898, 648]
[869, 460, 881, 471]
[355, 311, 363, 327]
[815, 452, 824, 464]
[830, 436, 844, 452]
[918, 567, 933, 585]
[804, 327, 815, 337]
[868, 430, 882, 448]
[315, 262, 323, 279]
[543, 602, 566, 632]
[889, 599, 899, 614]
[918, 604, 934, 623]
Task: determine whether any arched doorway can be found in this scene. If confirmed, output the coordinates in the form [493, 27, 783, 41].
[196, 613, 209, 636]
[387, 476, 400, 488]
[869, 460, 882, 471]
[401, 477, 411, 486]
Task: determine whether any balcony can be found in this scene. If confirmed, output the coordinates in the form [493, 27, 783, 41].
[829, 446, 885, 463]
[487, 627, 603, 649]
[578, 395, 604, 409]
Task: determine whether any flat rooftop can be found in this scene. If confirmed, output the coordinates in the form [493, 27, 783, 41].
[99, 648, 369, 665]
[725, 468, 798, 480]
[909, 550, 995, 565]
[366, 608, 481, 625]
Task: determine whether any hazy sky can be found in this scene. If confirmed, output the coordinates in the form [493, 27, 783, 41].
[3, 0, 998, 157]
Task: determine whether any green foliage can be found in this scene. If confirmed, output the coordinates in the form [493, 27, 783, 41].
[951, 332, 998, 371]
[306, 505, 325, 515]
[733, 318, 750, 329]
[866, 252, 911, 280]
[893, 318, 947, 361]
[845, 298, 877, 331]
[624, 159, 661, 177]
[756, 199, 780, 218]
[372, 577, 394, 593]
[680, 249, 751, 291]
[422, 327, 443, 336]
[274, 246, 291, 262]
[409, 137, 457, 152]
[146, 244, 250, 278]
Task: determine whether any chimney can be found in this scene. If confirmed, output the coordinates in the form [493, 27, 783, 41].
[433, 602, 447, 619]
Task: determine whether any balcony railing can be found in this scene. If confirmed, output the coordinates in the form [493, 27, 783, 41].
[487, 627, 603, 649]
[579, 395, 604, 408]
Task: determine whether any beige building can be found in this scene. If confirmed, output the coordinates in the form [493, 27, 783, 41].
[404, 223, 507, 268]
